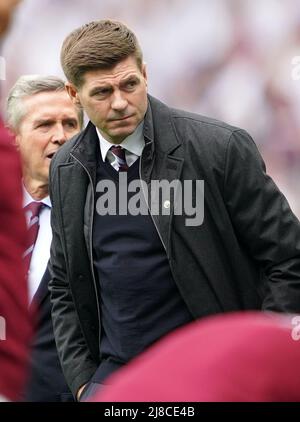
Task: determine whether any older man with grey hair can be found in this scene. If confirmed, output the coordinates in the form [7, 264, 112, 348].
[7, 74, 83, 401]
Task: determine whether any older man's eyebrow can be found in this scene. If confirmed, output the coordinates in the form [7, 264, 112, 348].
[33, 117, 78, 127]
[62, 117, 79, 126]
[33, 118, 55, 127]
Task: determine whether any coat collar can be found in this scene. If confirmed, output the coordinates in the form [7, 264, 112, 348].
[70, 94, 182, 171]
[70, 121, 99, 175]
[144, 94, 181, 155]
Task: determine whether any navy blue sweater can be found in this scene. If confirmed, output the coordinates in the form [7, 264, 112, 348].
[92, 155, 192, 383]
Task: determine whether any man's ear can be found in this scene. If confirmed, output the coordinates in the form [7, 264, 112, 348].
[65, 82, 82, 106]
[14, 133, 21, 150]
[142, 62, 148, 88]
[6, 124, 19, 148]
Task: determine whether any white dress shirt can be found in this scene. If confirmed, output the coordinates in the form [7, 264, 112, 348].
[96, 121, 145, 169]
[23, 188, 52, 302]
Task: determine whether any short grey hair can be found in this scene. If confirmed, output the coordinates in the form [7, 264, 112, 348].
[6, 74, 84, 130]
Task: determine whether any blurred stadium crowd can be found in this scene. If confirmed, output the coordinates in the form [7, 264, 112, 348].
[2, 0, 300, 213]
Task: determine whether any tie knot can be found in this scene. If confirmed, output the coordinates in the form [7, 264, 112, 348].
[109, 145, 128, 171]
[24, 201, 44, 219]
[110, 145, 126, 160]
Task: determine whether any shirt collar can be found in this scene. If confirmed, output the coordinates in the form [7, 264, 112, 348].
[96, 121, 145, 162]
[23, 185, 51, 208]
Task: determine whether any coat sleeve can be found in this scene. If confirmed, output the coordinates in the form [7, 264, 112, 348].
[48, 162, 97, 398]
[223, 129, 300, 313]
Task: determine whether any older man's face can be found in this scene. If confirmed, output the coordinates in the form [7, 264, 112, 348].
[0, 0, 21, 36]
[67, 55, 148, 144]
[15, 90, 80, 186]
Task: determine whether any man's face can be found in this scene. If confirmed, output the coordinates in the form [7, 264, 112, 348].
[15, 90, 80, 185]
[0, 0, 21, 36]
[67, 55, 148, 144]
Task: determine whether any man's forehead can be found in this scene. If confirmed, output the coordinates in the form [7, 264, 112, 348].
[82, 58, 143, 86]
[23, 90, 70, 105]
[22, 92, 79, 122]
[23, 91, 75, 112]
[85, 68, 141, 86]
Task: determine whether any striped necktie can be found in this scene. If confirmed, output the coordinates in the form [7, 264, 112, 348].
[110, 145, 129, 171]
[23, 201, 44, 274]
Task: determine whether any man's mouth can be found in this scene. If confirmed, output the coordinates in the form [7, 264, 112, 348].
[110, 115, 132, 122]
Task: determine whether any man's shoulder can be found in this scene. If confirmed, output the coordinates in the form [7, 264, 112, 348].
[171, 107, 239, 134]
[148, 95, 245, 141]
[51, 130, 83, 168]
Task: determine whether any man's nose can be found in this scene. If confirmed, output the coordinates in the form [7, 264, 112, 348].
[111, 91, 128, 111]
[51, 124, 67, 145]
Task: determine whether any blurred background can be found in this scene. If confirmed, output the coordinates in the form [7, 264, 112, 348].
[2, 0, 300, 217]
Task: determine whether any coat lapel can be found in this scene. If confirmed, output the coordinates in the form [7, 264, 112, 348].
[58, 123, 99, 259]
[31, 266, 51, 309]
[142, 96, 184, 255]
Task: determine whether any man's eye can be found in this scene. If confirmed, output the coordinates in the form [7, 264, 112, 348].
[126, 81, 137, 88]
[38, 122, 51, 128]
[65, 122, 77, 128]
[94, 89, 110, 96]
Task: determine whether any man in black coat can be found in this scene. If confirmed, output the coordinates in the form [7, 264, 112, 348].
[49, 20, 300, 401]
[7, 75, 83, 401]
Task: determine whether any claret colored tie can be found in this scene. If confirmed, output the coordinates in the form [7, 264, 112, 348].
[23, 201, 44, 274]
[110, 145, 129, 171]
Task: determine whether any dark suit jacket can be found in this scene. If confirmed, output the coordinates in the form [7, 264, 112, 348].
[24, 266, 73, 402]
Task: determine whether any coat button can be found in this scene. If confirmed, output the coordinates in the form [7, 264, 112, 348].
[164, 200, 171, 209]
